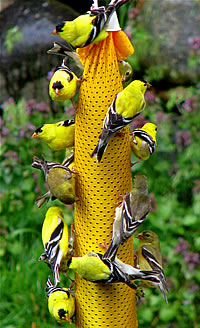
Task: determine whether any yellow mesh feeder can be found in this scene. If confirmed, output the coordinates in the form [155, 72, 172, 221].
[74, 25, 137, 327]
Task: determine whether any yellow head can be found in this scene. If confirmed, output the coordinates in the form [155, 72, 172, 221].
[49, 289, 75, 323]
[45, 206, 64, 218]
[127, 80, 151, 94]
[141, 123, 157, 143]
[32, 123, 58, 142]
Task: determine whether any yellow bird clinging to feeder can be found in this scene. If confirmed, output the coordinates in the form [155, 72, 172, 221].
[91, 80, 151, 162]
[40, 206, 69, 286]
[49, 59, 80, 103]
[51, 0, 130, 48]
[32, 119, 75, 151]
[46, 276, 75, 323]
[130, 122, 157, 165]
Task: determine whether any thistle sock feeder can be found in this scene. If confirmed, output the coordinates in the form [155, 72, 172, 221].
[75, 31, 137, 327]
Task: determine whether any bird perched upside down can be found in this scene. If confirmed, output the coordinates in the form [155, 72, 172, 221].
[130, 122, 157, 165]
[49, 59, 82, 104]
[32, 155, 76, 207]
[39, 206, 74, 286]
[51, 0, 130, 48]
[46, 276, 75, 323]
[91, 80, 151, 162]
[32, 119, 75, 151]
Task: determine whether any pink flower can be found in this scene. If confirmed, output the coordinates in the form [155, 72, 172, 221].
[2, 127, 9, 136]
[19, 130, 25, 137]
[188, 36, 200, 50]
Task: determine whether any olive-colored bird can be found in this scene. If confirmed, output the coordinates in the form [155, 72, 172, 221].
[135, 230, 168, 304]
[32, 155, 75, 208]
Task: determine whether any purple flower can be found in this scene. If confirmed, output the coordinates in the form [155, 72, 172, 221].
[188, 36, 200, 50]
[128, 8, 140, 20]
[26, 123, 36, 131]
[175, 237, 189, 254]
[124, 26, 132, 40]
[47, 69, 54, 81]
[2, 127, 9, 136]
[19, 130, 25, 137]
[1, 98, 15, 109]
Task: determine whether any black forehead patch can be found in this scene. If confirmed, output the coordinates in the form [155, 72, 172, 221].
[62, 119, 75, 127]
[52, 81, 64, 90]
[56, 22, 65, 32]
[34, 125, 43, 133]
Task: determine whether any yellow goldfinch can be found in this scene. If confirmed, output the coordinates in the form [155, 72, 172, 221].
[68, 252, 161, 289]
[118, 60, 133, 82]
[51, 0, 129, 48]
[91, 80, 151, 162]
[49, 59, 80, 102]
[46, 276, 75, 323]
[104, 174, 150, 260]
[32, 155, 75, 208]
[130, 122, 157, 164]
[47, 41, 84, 71]
[32, 119, 75, 151]
[40, 206, 69, 285]
[135, 230, 168, 304]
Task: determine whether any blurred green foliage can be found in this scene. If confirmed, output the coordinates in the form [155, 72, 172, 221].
[1, 2, 200, 327]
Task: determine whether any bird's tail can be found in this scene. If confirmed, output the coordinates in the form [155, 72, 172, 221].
[106, 0, 129, 18]
[35, 191, 51, 208]
[103, 240, 119, 262]
[129, 270, 161, 284]
[90, 135, 109, 163]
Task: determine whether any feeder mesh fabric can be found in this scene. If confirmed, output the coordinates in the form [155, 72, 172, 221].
[75, 32, 137, 327]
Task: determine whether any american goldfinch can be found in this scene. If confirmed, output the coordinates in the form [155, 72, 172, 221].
[135, 230, 168, 304]
[91, 80, 151, 162]
[40, 206, 69, 286]
[32, 119, 75, 151]
[118, 60, 133, 82]
[32, 155, 75, 208]
[47, 41, 84, 71]
[46, 276, 75, 323]
[49, 59, 80, 102]
[68, 252, 161, 289]
[51, 0, 129, 48]
[104, 174, 150, 260]
[130, 122, 157, 164]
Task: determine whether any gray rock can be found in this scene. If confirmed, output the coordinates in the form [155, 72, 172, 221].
[0, 0, 79, 101]
[131, 0, 200, 84]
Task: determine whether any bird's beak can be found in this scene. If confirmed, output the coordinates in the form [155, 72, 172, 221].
[32, 132, 38, 138]
[51, 29, 58, 35]
[55, 88, 61, 95]
[136, 233, 144, 240]
[146, 83, 152, 89]
[64, 316, 70, 323]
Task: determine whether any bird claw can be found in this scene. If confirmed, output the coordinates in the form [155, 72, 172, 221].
[97, 241, 108, 250]
[131, 160, 141, 167]
[135, 286, 145, 303]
